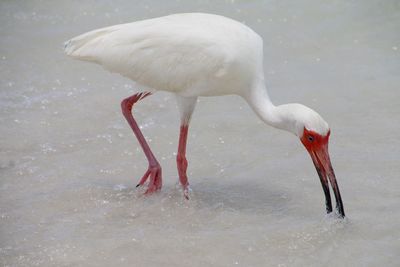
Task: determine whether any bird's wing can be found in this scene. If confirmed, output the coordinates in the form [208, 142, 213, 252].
[65, 15, 233, 92]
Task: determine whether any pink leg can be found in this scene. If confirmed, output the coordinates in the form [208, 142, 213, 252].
[121, 92, 162, 194]
[176, 124, 190, 199]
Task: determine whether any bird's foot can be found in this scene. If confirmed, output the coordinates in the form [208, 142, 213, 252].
[136, 165, 162, 194]
[178, 181, 192, 200]
[183, 184, 191, 200]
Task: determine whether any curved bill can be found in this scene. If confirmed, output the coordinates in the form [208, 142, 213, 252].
[309, 142, 345, 218]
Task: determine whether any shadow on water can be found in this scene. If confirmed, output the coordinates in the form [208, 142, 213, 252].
[102, 177, 295, 217]
[190, 178, 292, 213]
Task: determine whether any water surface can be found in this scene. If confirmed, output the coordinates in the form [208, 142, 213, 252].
[1, 1, 399, 266]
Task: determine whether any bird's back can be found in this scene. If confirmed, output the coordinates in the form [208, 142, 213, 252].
[65, 13, 264, 97]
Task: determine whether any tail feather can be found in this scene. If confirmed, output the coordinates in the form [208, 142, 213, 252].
[64, 25, 122, 61]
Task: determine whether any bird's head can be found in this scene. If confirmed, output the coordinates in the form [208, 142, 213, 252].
[248, 86, 346, 217]
[274, 104, 345, 217]
[291, 106, 345, 217]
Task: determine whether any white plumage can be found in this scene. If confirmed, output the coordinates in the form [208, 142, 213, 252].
[65, 13, 345, 217]
[65, 13, 327, 136]
[65, 13, 262, 98]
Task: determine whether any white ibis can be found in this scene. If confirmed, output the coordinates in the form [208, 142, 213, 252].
[65, 13, 345, 217]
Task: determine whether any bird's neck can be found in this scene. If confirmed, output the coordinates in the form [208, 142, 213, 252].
[245, 82, 298, 136]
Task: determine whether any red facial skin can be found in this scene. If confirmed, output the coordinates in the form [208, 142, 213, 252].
[300, 128, 330, 154]
[300, 128, 345, 217]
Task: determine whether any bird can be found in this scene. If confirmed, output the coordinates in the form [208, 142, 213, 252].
[64, 13, 345, 217]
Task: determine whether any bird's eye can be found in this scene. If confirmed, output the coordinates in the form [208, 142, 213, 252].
[308, 135, 314, 142]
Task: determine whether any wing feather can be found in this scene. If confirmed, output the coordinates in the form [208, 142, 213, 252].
[65, 15, 229, 92]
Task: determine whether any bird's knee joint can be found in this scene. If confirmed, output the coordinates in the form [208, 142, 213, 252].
[121, 99, 134, 114]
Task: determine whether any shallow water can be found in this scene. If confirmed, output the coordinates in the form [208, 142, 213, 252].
[1, 0, 399, 266]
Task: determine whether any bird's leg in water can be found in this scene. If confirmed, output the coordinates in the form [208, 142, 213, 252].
[176, 124, 190, 199]
[121, 92, 162, 194]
